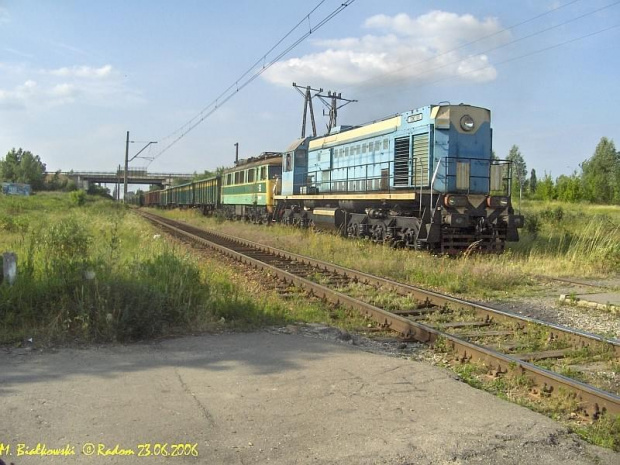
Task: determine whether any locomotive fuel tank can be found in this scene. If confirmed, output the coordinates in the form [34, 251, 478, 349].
[311, 208, 347, 233]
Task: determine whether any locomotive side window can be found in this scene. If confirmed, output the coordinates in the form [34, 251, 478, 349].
[383, 138, 389, 150]
[268, 165, 282, 178]
[295, 150, 306, 166]
[260, 166, 266, 180]
[374, 141, 381, 152]
[248, 168, 255, 183]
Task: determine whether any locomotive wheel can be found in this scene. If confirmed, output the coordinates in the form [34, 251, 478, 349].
[348, 222, 359, 238]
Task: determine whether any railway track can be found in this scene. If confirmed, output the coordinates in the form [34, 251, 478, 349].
[137, 210, 620, 419]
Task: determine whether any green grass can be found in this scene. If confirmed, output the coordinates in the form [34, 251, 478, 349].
[436, 351, 620, 451]
[573, 412, 620, 450]
[0, 193, 373, 344]
[510, 200, 620, 276]
[148, 200, 620, 301]
[0, 194, 217, 342]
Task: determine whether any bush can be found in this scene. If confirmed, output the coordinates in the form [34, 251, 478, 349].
[524, 213, 541, 236]
[70, 190, 86, 206]
[540, 206, 564, 223]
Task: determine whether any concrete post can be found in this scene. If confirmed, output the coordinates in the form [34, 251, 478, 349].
[2, 252, 17, 285]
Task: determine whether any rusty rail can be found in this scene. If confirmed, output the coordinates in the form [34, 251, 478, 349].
[137, 210, 620, 418]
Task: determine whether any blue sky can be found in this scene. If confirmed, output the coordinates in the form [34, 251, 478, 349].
[1, 0, 619, 182]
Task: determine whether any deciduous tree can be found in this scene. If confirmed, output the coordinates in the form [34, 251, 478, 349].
[581, 137, 619, 204]
[0, 148, 47, 190]
[535, 173, 556, 200]
[529, 169, 537, 196]
[506, 145, 527, 200]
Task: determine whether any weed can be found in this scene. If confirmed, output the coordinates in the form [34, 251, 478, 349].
[573, 414, 620, 451]
[70, 190, 86, 206]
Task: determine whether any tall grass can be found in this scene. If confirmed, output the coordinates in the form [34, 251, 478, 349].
[511, 202, 620, 275]
[151, 200, 619, 300]
[0, 193, 288, 343]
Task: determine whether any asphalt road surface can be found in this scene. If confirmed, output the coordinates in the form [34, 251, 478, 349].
[1, 331, 618, 464]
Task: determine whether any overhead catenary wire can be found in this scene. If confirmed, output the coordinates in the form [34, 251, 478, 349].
[345, 0, 620, 100]
[160, 0, 328, 143]
[350, 0, 588, 91]
[149, 0, 357, 164]
[393, 23, 620, 94]
[148, 0, 614, 166]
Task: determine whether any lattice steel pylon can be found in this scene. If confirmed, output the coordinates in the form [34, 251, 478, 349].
[317, 90, 357, 134]
[293, 83, 323, 138]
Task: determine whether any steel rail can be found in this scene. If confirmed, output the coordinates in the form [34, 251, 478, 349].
[138, 211, 620, 418]
[145, 212, 619, 356]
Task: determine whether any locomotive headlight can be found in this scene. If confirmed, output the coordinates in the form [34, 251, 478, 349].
[460, 115, 475, 131]
[487, 196, 509, 208]
[445, 195, 468, 207]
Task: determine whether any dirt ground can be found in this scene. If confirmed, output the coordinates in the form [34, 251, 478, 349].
[1, 329, 618, 465]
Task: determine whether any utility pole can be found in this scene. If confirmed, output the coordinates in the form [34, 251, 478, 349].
[234, 142, 239, 164]
[316, 91, 357, 134]
[293, 83, 322, 138]
[123, 132, 157, 202]
[123, 131, 129, 202]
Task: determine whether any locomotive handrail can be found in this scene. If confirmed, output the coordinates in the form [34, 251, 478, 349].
[430, 157, 513, 198]
[429, 157, 443, 212]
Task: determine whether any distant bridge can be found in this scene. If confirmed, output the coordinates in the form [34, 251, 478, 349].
[50, 170, 195, 188]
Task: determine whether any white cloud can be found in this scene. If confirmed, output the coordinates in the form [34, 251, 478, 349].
[49, 64, 114, 79]
[51, 83, 76, 97]
[363, 11, 505, 51]
[263, 11, 509, 88]
[0, 80, 38, 109]
[0, 63, 142, 111]
[49, 83, 80, 104]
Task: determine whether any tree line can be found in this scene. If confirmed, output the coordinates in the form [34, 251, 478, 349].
[2, 138, 619, 204]
[0, 148, 47, 190]
[506, 137, 619, 204]
[0, 148, 110, 196]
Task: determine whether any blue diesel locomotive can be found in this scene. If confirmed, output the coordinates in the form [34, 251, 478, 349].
[144, 103, 523, 253]
[275, 103, 522, 253]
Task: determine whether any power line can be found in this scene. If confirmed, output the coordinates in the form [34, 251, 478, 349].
[354, 0, 620, 96]
[350, 0, 588, 91]
[150, 0, 357, 164]
[378, 23, 620, 95]
[159, 1, 328, 143]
